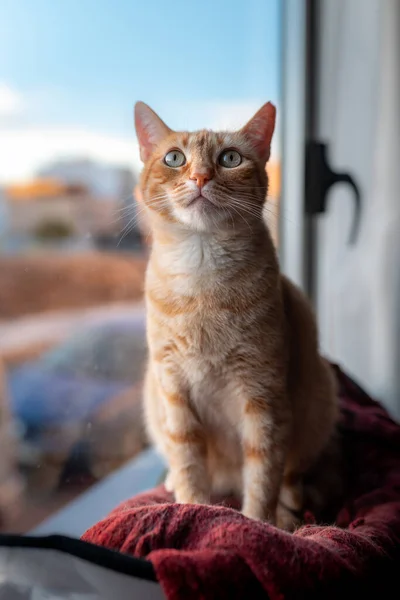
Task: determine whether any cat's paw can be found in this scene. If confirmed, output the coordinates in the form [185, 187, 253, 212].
[174, 488, 210, 505]
[276, 503, 302, 532]
[242, 505, 276, 524]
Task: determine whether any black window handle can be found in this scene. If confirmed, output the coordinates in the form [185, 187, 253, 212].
[305, 141, 362, 244]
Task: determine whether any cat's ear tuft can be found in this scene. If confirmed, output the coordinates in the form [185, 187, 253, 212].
[241, 102, 276, 162]
[134, 102, 171, 162]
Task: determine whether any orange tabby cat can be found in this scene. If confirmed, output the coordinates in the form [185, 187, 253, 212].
[135, 101, 338, 530]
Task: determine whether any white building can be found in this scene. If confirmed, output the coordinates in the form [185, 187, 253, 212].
[38, 159, 136, 202]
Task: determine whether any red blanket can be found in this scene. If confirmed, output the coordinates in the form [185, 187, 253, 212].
[83, 365, 400, 599]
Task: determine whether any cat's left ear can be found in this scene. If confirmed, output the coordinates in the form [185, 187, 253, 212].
[241, 102, 276, 162]
[134, 102, 172, 162]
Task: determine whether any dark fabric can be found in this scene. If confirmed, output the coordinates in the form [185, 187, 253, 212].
[82, 366, 400, 599]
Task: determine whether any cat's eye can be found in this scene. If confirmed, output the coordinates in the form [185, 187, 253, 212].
[164, 150, 186, 168]
[218, 149, 242, 168]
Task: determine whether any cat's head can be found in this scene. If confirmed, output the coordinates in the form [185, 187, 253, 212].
[134, 101, 276, 233]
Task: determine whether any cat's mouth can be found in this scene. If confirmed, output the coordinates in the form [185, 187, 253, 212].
[187, 192, 218, 208]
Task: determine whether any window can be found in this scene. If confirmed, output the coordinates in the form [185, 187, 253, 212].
[0, 0, 281, 533]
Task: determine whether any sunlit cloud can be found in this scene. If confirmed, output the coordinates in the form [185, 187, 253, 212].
[0, 83, 24, 117]
[0, 128, 139, 184]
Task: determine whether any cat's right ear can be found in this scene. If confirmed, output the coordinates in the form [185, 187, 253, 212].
[241, 102, 276, 163]
[134, 102, 171, 162]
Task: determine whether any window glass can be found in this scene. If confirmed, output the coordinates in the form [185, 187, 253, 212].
[0, 0, 280, 533]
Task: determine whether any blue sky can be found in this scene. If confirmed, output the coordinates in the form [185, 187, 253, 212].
[0, 0, 280, 182]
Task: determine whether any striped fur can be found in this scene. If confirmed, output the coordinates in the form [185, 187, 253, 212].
[134, 102, 338, 530]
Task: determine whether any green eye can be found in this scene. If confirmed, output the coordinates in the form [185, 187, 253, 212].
[218, 149, 242, 168]
[164, 150, 186, 168]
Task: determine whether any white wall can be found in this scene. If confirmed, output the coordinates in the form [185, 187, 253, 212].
[316, 0, 400, 417]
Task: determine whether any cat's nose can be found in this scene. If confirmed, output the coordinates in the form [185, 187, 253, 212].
[190, 171, 212, 189]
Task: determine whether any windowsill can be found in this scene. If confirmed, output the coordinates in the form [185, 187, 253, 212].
[31, 448, 166, 538]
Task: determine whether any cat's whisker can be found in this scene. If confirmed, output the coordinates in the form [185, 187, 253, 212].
[113, 208, 134, 219]
[111, 205, 147, 225]
[114, 193, 171, 224]
[148, 199, 172, 207]
[262, 205, 298, 227]
[113, 192, 138, 206]
[229, 203, 254, 235]
[223, 194, 295, 226]
[147, 200, 170, 208]
[147, 191, 170, 199]
[232, 205, 263, 219]
[117, 203, 153, 234]
[115, 203, 148, 223]
[228, 193, 281, 212]
[146, 197, 172, 209]
[223, 196, 263, 220]
[113, 202, 136, 213]
[112, 207, 138, 222]
[225, 206, 235, 232]
[112, 211, 134, 224]
[118, 215, 141, 239]
[117, 213, 149, 245]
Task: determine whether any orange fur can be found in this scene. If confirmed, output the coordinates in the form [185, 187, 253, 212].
[134, 101, 338, 529]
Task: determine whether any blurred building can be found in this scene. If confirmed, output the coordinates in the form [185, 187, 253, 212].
[38, 159, 136, 202]
[38, 159, 140, 249]
[2, 159, 143, 253]
[3, 178, 119, 252]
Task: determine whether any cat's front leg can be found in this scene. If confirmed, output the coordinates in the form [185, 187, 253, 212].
[164, 470, 175, 493]
[240, 382, 290, 524]
[157, 366, 210, 505]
